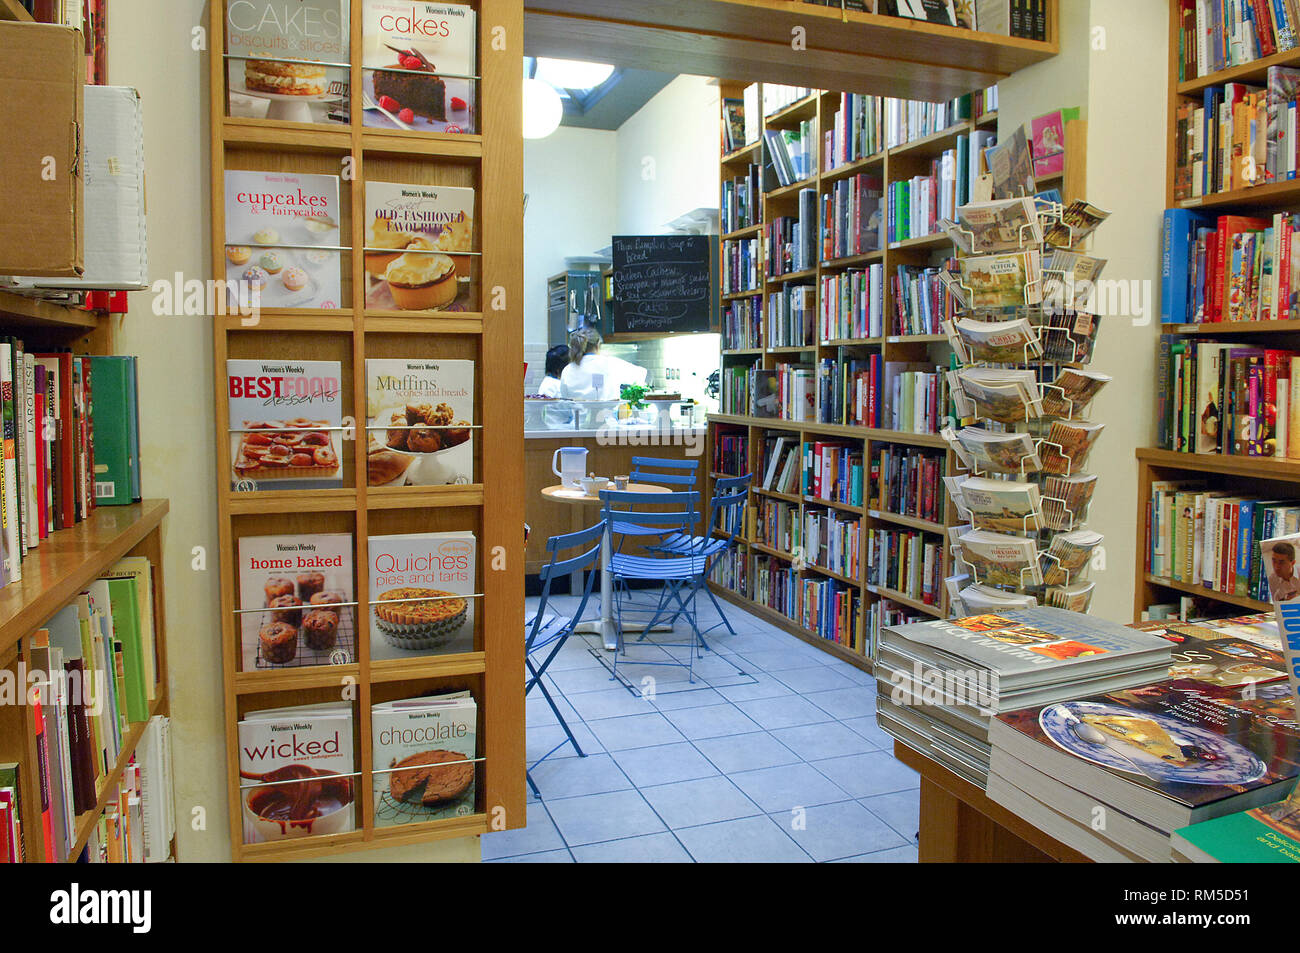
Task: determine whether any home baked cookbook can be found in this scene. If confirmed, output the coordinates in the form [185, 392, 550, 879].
[368, 531, 476, 660]
[362, 0, 477, 133]
[237, 702, 355, 844]
[237, 533, 355, 671]
[372, 691, 477, 826]
[223, 170, 343, 310]
[365, 358, 474, 487]
[225, 0, 350, 125]
[226, 359, 343, 491]
[364, 181, 475, 311]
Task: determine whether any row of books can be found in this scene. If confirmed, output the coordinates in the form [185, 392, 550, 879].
[1161, 208, 1300, 324]
[893, 263, 959, 336]
[721, 162, 762, 234]
[823, 92, 885, 170]
[815, 352, 878, 428]
[1146, 482, 1299, 604]
[885, 152, 961, 245]
[708, 546, 748, 599]
[238, 691, 478, 844]
[713, 429, 749, 477]
[882, 362, 951, 435]
[758, 433, 802, 496]
[722, 295, 762, 350]
[865, 599, 926, 661]
[756, 497, 799, 554]
[1155, 337, 1297, 457]
[805, 507, 862, 578]
[866, 527, 943, 606]
[765, 191, 819, 276]
[763, 124, 818, 189]
[768, 285, 816, 348]
[800, 576, 862, 651]
[820, 267, 885, 341]
[805, 439, 866, 507]
[1175, 0, 1300, 82]
[743, 362, 817, 421]
[821, 174, 883, 261]
[722, 237, 760, 295]
[870, 445, 946, 525]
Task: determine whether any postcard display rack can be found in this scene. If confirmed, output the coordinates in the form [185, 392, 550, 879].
[209, 0, 525, 861]
[939, 198, 1111, 617]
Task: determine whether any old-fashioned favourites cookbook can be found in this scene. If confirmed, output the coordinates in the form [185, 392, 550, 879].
[226, 359, 343, 490]
[237, 532, 355, 671]
[223, 170, 343, 310]
[368, 531, 476, 660]
[365, 358, 474, 487]
[225, 0, 350, 125]
[362, 1, 477, 133]
[364, 181, 475, 311]
[372, 690, 477, 826]
[237, 701, 355, 844]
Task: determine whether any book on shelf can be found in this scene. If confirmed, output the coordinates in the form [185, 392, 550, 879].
[820, 266, 884, 340]
[365, 358, 474, 487]
[722, 98, 746, 155]
[372, 690, 477, 826]
[362, 1, 477, 133]
[223, 170, 343, 310]
[713, 427, 749, 478]
[238, 701, 355, 844]
[237, 533, 356, 671]
[765, 190, 819, 276]
[224, 0, 350, 125]
[866, 526, 942, 606]
[870, 444, 946, 524]
[1177, 0, 1300, 82]
[768, 284, 816, 347]
[802, 439, 864, 506]
[722, 237, 760, 295]
[892, 262, 959, 335]
[886, 150, 962, 244]
[804, 506, 862, 578]
[761, 84, 813, 118]
[364, 180, 474, 312]
[1029, 108, 1076, 179]
[824, 92, 882, 170]
[226, 359, 344, 492]
[762, 124, 817, 190]
[881, 360, 949, 434]
[722, 162, 762, 233]
[986, 125, 1037, 200]
[368, 531, 476, 661]
[722, 294, 763, 350]
[822, 173, 882, 260]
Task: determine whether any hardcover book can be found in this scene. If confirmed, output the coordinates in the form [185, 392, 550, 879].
[226, 359, 344, 491]
[236, 533, 355, 671]
[364, 180, 474, 312]
[365, 358, 474, 487]
[951, 197, 1042, 253]
[987, 125, 1037, 200]
[371, 691, 477, 826]
[362, 1, 477, 133]
[367, 531, 476, 660]
[1029, 109, 1072, 179]
[223, 170, 343, 310]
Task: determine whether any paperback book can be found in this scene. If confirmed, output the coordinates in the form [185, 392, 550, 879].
[986, 125, 1036, 200]
[958, 251, 1042, 309]
[372, 690, 477, 826]
[956, 476, 1043, 533]
[1043, 200, 1110, 246]
[362, 1, 477, 133]
[226, 359, 343, 491]
[365, 180, 475, 312]
[1042, 472, 1097, 530]
[1029, 109, 1073, 178]
[949, 197, 1042, 253]
[1038, 419, 1104, 475]
[368, 531, 476, 660]
[957, 528, 1042, 588]
[1040, 529, 1103, 587]
[1040, 367, 1110, 419]
[949, 367, 1042, 423]
[945, 316, 1042, 364]
[1042, 250, 1107, 313]
[943, 425, 1042, 475]
[365, 358, 474, 487]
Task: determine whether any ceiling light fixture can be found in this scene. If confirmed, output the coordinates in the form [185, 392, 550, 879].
[522, 77, 563, 139]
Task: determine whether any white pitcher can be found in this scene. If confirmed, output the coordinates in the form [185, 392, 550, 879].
[552, 446, 588, 489]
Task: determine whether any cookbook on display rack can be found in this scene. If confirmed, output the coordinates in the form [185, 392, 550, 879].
[364, 181, 475, 312]
[365, 358, 474, 487]
[362, 1, 478, 133]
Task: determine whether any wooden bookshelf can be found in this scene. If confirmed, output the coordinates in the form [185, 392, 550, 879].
[209, 0, 524, 862]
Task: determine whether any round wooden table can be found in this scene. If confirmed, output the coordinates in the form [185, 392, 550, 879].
[541, 481, 671, 649]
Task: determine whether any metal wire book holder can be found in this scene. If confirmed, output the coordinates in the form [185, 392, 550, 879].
[936, 200, 1108, 614]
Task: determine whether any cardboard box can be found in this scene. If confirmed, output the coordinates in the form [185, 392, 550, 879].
[0, 21, 84, 277]
[5, 86, 148, 291]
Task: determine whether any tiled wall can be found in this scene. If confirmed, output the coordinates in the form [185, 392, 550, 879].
[524, 335, 721, 411]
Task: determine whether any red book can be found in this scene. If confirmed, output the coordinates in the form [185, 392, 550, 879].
[0, 792, 12, 864]
[33, 354, 74, 531]
[32, 372, 46, 540]
[30, 692, 54, 863]
[1216, 216, 1270, 323]
[1251, 0, 1277, 57]
[1281, 217, 1294, 322]
[1204, 228, 1219, 321]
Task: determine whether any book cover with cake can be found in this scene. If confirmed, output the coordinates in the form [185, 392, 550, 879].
[372, 690, 477, 826]
[237, 701, 355, 844]
[368, 531, 476, 660]
[365, 358, 474, 487]
[226, 359, 343, 491]
[364, 180, 474, 312]
[225, 0, 350, 125]
[236, 532, 355, 671]
[223, 170, 343, 310]
[362, 1, 477, 133]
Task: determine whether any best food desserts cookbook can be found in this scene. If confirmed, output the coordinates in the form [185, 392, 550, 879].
[362, 0, 477, 133]
[365, 181, 475, 311]
[227, 359, 344, 491]
[368, 531, 476, 660]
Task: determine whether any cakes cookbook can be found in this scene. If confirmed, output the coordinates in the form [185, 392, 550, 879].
[372, 691, 477, 826]
[368, 531, 476, 660]
[365, 358, 474, 487]
[237, 702, 355, 844]
[364, 180, 475, 311]
[224, 170, 343, 309]
[226, 359, 344, 490]
[225, 0, 350, 124]
[237, 532, 355, 671]
[362, 1, 477, 133]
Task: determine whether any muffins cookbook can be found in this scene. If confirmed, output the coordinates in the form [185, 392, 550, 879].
[365, 181, 474, 311]
[226, 359, 344, 490]
[225, 0, 350, 124]
[237, 533, 355, 670]
[365, 358, 474, 487]
[224, 170, 343, 309]
[372, 690, 477, 826]
[368, 531, 476, 660]
[362, 1, 477, 133]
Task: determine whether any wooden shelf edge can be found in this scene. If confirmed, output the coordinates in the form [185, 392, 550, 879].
[0, 289, 100, 330]
[1143, 574, 1270, 613]
[235, 813, 491, 862]
[709, 583, 870, 672]
[1135, 446, 1300, 481]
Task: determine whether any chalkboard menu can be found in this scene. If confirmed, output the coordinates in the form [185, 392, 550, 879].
[612, 234, 717, 334]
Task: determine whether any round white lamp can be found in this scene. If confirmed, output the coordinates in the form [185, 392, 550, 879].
[522, 78, 563, 139]
[534, 58, 615, 90]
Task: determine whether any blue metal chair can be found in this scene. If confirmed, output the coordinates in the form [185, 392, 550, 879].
[524, 521, 604, 798]
[610, 456, 702, 543]
[653, 473, 752, 635]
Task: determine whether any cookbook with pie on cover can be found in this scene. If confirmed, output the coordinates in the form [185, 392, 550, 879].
[227, 359, 344, 491]
[237, 532, 355, 671]
[225, 0, 350, 125]
[223, 170, 343, 310]
[364, 180, 475, 312]
[362, 0, 477, 133]
[372, 690, 477, 827]
[368, 531, 476, 660]
[365, 358, 474, 487]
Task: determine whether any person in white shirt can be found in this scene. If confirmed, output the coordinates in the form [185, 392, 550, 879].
[559, 326, 647, 401]
[1268, 541, 1300, 602]
[535, 345, 568, 398]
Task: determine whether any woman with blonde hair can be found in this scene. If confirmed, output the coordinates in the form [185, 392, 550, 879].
[559, 325, 648, 400]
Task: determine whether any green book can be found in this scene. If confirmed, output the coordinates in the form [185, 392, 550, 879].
[104, 576, 147, 724]
[1173, 799, 1300, 863]
[87, 356, 133, 506]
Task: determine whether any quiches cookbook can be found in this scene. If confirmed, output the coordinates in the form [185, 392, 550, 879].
[237, 701, 355, 844]
[364, 181, 474, 312]
[362, 1, 477, 133]
[237, 532, 355, 671]
[224, 0, 350, 125]
[365, 358, 474, 487]
[372, 690, 477, 827]
[223, 170, 343, 309]
[227, 359, 344, 490]
[368, 531, 476, 660]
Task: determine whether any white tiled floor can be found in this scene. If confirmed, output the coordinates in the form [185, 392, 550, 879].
[483, 589, 920, 863]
